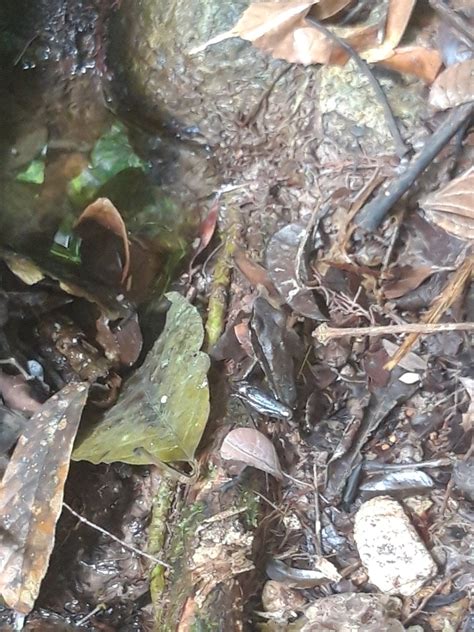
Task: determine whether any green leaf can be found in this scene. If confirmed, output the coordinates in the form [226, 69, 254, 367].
[16, 159, 45, 184]
[68, 123, 146, 207]
[72, 292, 210, 465]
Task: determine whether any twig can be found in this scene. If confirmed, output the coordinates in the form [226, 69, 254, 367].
[384, 256, 473, 370]
[403, 570, 463, 625]
[355, 102, 474, 231]
[305, 16, 408, 158]
[314, 320, 474, 343]
[312, 464, 322, 558]
[428, 0, 474, 47]
[76, 603, 106, 626]
[62, 502, 171, 569]
[242, 65, 291, 126]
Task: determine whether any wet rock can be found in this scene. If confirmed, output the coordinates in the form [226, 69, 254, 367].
[354, 496, 437, 596]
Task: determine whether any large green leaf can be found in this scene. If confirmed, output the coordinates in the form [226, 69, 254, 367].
[72, 292, 210, 465]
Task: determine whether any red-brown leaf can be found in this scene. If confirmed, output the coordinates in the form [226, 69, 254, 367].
[0, 383, 89, 614]
[429, 59, 474, 110]
[75, 197, 131, 284]
[420, 167, 474, 240]
[220, 427, 283, 480]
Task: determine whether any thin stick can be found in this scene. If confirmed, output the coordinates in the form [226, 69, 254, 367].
[312, 464, 322, 558]
[355, 102, 474, 231]
[305, 16, 408, 158]
[385, 256, 473, 370]
[314, 320, 474, 343]
[62, 502, 171, 569]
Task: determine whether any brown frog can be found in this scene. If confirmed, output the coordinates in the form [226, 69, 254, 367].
[35, 314, 120, 405]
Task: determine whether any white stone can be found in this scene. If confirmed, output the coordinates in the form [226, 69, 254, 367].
[354, 496, 437, 596]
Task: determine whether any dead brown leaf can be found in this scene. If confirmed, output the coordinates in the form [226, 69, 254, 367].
[363, 0, 417, 63]
[308, 0, 353, 20]
[0, 383, 89, 614]
[383, 265, 436, 299]
[75, 197, 131, 284]
[191, 0, 420, 76]
[220, 427, 283, 480]
[379, 46, 443, 83]
[420, 167, 474, 241]
[429, 59, 474, 110]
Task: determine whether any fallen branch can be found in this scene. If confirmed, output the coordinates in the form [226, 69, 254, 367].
[63, 502, 171, 569]
[205, 205, 241, 348]
[355, 102, 474, 231]
[384, 255, 473, 370]
[314, 320, 474, 343]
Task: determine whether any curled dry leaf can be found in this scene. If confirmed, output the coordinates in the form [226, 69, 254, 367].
[266, 224, 327, 320]
[420, 166, 474, 240]
[429, 59, 474, 110]
[220, 427, 283, 480]
[0, 383, 89, 614]
[75, 197, 131, 284]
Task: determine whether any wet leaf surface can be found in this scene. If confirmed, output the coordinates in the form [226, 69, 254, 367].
[0, 383, 89, 614]
[72, 292, 210, 465]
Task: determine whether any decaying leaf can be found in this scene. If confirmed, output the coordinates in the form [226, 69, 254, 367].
[0, 383, 89, 614]
[191, 0, 424, 78]
[380, 46, 443, 83]
[429, 59, 474, 110]
[381, 340, 427, 372]
[266, 224, 327, 320]
[220, 427, 283, 480]
[383, 264, 436, 300]
[75, 197, 131, 284]
[420, 167, 474, 240]
[72, 292, 210, 465]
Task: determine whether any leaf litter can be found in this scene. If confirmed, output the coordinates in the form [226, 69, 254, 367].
[1, 0, 473, 629]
